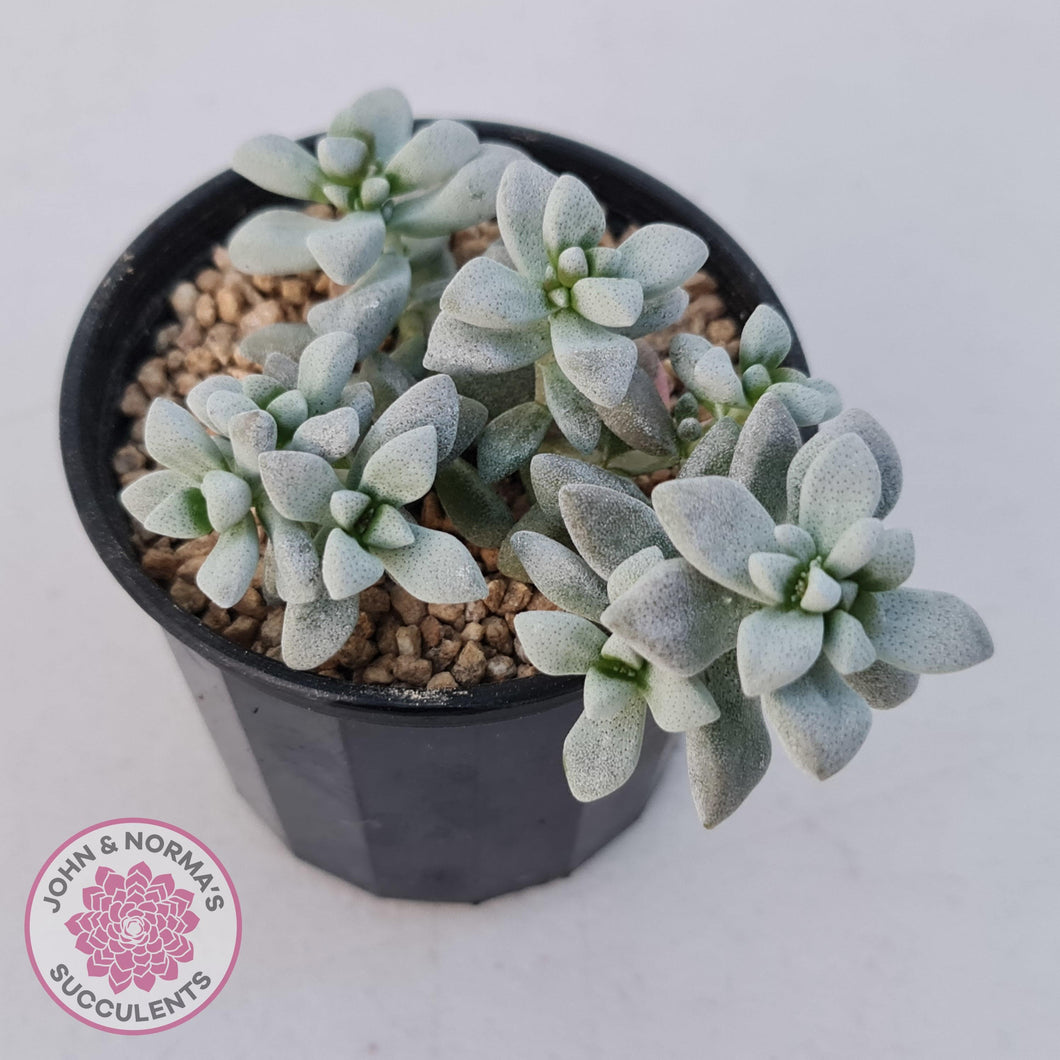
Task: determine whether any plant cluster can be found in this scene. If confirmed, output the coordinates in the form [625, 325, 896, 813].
[121, 87, 992, 825]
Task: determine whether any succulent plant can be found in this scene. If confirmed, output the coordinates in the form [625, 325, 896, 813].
[423, 160, 706, 463]
[117, 88, 994, 836]
[670, 304, 841, 430]
[227, 88, 519, 290]
[512, 534, 718, 802]
[122, 330, 487, 669]
[509, 470, 772, 823]
[603, 396, 994, 780]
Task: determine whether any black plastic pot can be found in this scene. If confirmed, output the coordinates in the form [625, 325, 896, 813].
[60, 122, 807, 903]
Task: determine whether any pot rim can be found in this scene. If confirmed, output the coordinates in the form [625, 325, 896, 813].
[60, 119, 805, 726]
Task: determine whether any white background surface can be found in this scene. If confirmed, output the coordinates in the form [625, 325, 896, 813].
[2, 1, 1057, 1056]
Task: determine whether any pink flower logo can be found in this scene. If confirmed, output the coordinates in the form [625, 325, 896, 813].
[63, 862, 198, 993]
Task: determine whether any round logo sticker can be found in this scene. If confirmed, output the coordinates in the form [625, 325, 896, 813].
[25, 819, 240, 1034]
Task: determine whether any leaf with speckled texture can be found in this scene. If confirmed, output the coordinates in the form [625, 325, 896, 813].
[434, 457, 513, 548]
[798, 433, 882, 554]
[144, 399, 226, 479]
[296, 333, 360, 417]
[196, 515, 259, 608]
[822, 610, 877, 675]
[747, 551, 801, 604]
[582, 669, 645, 723]
[601, 558, 751, 677]
[322, 529, 385, 600]
[306, 254, 411, 356]
[652, 476, 776, 603]
[679, 417, 740, 479]
[361, 503, 416, 550]
[440, 256, 550, 330]
[560, 483, 673, 578]
[540, 359, 601, 453]
[385, 120, 480, 192]
[227, 209, 329, 275]
[289, 407, 360, 462]
[266, 389, 309, 434]
[550, 310, 638, 408]
[375, 523, 487, 604]
[800, 565, 842, 613]
[120, 470, 195, 524]
[495, 160, 555, 283]
[595, 366, 679, 457]
[511, 531, 609, 621]
[787, 408, 902, 522]
[688, 341, 746, 407]
[329, 490, 372, 531]
[513, 611, 608, 675]
[424, 313, 551, 375]
[857, 528, 915, 591]
[228, 409, 277, 478]
[841, 659, 920, 710]
[329, 88, 412, 163]
[186, 376, 242, 432]
[358, 424, 438, 507]
[767, 380, 840, 428]
[853, 588, 993, 674]
[686, 652, 772, 828]
[620, 288, 689, 339]
[737, 607, 824, 696]
[390, 145, 523, 237]
[257, 500, 323, 605]
[351, 374, 460, 480]
[141, 487, 210, 539]
[823, 517, 883, 579]
[232, 136, 324, 201]
[571, 277, 643, 328]
[642, 669, 720, 732]
[762, 658, 872, 779]
[543, 174, 606, 255]
[239, 323, 316, 366]
[738, 305, 792, 371]
[475, 402, 553, 484]
[281, 595, 361, 671]
[497, 503, 572, 582]
[563, 695, 646, 802]
[530, 453, 645, 522]
[306, 210, 386, 285]
[259, 450, 338, 523]
[774, 523, 817, 563]
[606, 546, 664, 602]
[200, 470, 252, 532]
[729, 392, 801, 523]
[316, 136, 368, 180]
[241, 374, 286, 409]
[342, 381, 376, 436]
[616, 224, 708, 301]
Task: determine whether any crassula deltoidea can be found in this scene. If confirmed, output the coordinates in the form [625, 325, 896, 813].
[120, 85, 992, 830]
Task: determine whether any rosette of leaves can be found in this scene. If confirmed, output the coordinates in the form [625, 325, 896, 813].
[512, 531, 718, 803]
[121, 331, 372, 609]
[604, 395, 994, 780]
[227, 87, 519, 290]
[510, 473, 769, 826]
[669, 305, 841, 435]
[423, 159, 706, 470]
[252, 372, 487, 667]
[259, 389, 487, 651]
[122, 338, 487, 668]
